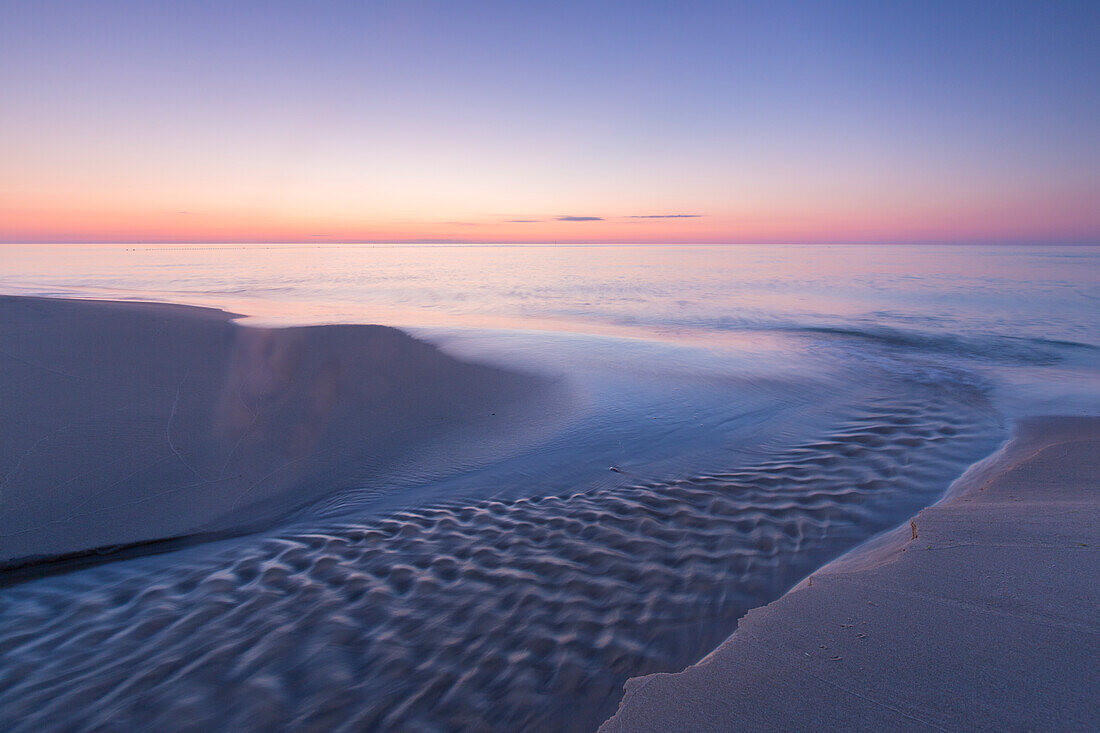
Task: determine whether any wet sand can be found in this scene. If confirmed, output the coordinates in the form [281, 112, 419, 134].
[601, 416, 1100, 732]
[0, 295, 545, 568]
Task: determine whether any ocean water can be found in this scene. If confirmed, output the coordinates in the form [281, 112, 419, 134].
[1, 244, 1098, 730]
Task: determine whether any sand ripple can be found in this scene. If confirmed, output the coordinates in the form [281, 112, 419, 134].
[0, 389, 1000, 731]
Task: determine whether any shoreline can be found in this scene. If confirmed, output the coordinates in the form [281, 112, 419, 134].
[3, 294, 1090, 729]
[601, 415, 1100, 731]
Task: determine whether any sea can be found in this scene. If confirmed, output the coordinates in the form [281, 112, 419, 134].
[1, 243, 1098, 730]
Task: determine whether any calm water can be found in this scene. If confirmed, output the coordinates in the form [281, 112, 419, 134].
[3, 244, 1098, 343]
[1, 244, 1098, 730]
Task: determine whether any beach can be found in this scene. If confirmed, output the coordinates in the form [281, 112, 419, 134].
[601, 416, 1100, 731]
[5, 1, 1098, 727]
[1, 245, 1097, 730]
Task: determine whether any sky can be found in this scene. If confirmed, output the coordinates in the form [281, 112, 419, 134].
[1, 0, 1098, 244]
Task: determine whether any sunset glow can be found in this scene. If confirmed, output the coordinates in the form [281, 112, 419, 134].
[2, 1, 1098, 244]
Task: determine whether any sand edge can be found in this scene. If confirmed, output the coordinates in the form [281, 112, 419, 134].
[600, 415, 1100, 732]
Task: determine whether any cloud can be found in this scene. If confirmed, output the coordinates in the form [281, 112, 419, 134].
[556, 215, 604, 222]
[506, 219, 541, 223]
[627, 214, 702, 219]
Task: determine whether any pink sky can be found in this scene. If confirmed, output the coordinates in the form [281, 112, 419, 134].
[2, 2, 1097, 245]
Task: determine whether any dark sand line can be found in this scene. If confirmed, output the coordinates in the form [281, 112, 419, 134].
[601, 416, 1100, 732]
[0, 295, 550, 568]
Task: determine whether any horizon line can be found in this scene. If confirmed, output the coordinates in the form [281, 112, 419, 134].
[3, 239, 1099, 247]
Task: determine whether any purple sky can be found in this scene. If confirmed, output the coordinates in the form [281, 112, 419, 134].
[2, 1, 1097, 243]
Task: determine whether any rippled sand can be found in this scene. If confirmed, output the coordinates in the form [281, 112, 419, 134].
[0, 384, 999, 731]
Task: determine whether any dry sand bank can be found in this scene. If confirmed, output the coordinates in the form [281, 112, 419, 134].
[601, 416, 1100, 732]
[0, 295, 545, 568]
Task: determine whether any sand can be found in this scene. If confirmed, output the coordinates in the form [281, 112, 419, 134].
[0, 295, 546, 569]
[601, 416, 1100, 732]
